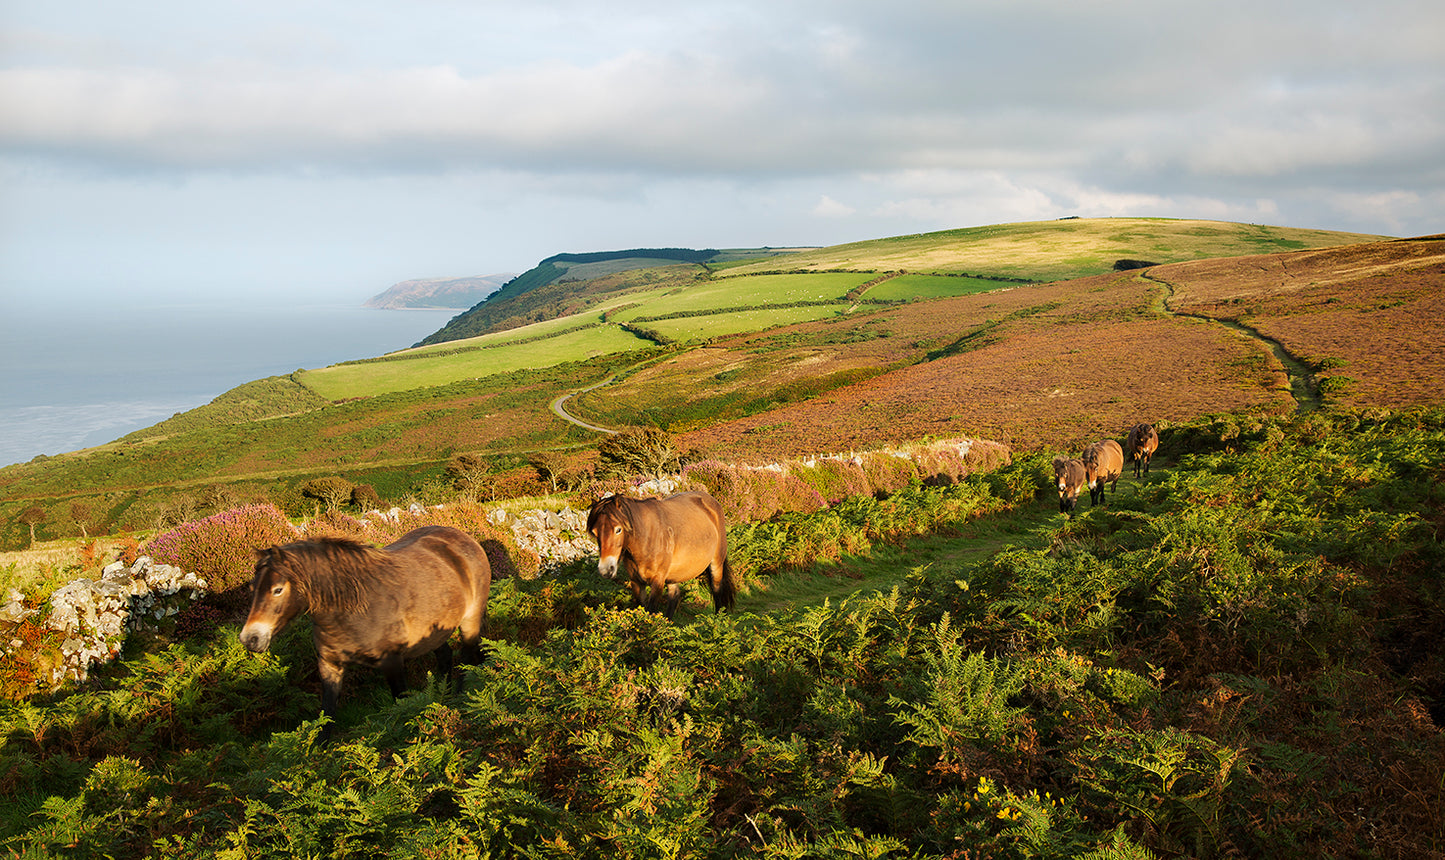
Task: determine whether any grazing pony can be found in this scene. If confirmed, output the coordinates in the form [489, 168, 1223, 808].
[240, 526, 491, 737]
[586, 490, 734, 618]
[1052, 456, 1088, 515]
[1082, 439, 1125, 506]
[1126, 423, 1160, 477]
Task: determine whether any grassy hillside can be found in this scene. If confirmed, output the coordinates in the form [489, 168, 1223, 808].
[1, 219, 1432, 550]
[718, 218, 1390, 281]
[415, 247, 805, 346]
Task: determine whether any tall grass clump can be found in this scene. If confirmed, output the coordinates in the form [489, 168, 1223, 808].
[144, 504, 298, 595]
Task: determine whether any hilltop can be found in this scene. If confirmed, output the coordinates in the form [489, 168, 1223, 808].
[6, 217, 1440, 548]
[415, 247, 802, 346]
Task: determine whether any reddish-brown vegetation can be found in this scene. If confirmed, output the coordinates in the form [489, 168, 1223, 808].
[1157, 237, 1445, 411]
[580, 239, 1445, 461]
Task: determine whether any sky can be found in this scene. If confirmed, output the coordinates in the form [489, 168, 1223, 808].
[1, 0, 1443, 311]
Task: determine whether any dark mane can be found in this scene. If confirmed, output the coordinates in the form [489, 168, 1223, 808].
[270, 536, 401, 614]
[586, 495, 633, 532]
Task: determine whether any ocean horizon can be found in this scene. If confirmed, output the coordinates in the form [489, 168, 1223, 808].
[0, 301, 459, 468]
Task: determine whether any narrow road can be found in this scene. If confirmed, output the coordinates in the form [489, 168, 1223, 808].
[550, 376, 619, 434]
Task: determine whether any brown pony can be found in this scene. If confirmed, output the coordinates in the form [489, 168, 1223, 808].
[1126, 422, 1160, 477]
[240, 525, 491, 736]
[586, 490, 734, 618]
[1052, 456, 1088, 515]
[1082, 439, 1125, 506]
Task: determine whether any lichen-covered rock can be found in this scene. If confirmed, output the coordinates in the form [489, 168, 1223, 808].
[26, 559, 208, 687]
[505, 506, 595, 572]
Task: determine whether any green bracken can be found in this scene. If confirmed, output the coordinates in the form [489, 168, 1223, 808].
[2, 409, 1441, 858]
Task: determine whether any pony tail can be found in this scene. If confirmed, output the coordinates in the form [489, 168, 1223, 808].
[713, 557, 737, 612]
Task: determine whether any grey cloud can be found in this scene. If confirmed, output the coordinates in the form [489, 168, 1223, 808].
[0, 0, 1441, 238]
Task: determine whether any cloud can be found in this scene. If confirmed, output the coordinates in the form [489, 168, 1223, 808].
[812, 195, 856, 218]
[0, 0, 1441, 266]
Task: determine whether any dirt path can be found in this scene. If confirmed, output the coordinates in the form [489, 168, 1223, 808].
[1142, 271, 1320, 412]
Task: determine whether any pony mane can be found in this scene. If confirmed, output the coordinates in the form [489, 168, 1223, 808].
[271, 536, 400, 614]
[587, 494, 633, 532]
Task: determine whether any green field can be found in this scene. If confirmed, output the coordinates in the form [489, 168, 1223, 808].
[645, 303, 854, 342]
[615, 272, 873, 321]
[299, 324, 650, 400]
[866, 273, 1016, 300]
[305, 274, 875, 399]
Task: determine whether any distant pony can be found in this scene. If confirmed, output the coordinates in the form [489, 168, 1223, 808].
[1052, 456, 1088, 515]
[1126, 423, 1160, 477]
[240, 526, 491, 739]
[1082, 439, 1125, 506]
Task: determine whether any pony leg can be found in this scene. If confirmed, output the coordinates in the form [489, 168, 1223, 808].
[708, 558, 736, 612]
[663, 583, 683, 618]
[628, 578, 648, 609]
[380, 654, 408, 699]
[317, 658, 346, 742]
[457, 606, 487, 666]
[433, 642, 454, 686]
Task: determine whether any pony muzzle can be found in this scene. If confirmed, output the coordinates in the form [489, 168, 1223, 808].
[240, 622, 274, 653]
[597, 555, 620, 580]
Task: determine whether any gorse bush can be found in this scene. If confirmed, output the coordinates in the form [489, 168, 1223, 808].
[144, 503, 298, 595]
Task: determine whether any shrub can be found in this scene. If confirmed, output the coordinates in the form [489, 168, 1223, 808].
[300, 476, 353, 511]
[144, 504, 298, 595]
[860, 451, 921, 496]
[598, 427, 681, 478]
[682, 460, 754, 522]
[446, 454, 490, 499]
[774, 468, 828, 515]
[799, 457, 871, 505]
[350, 483, 382, 511]
[305, 508, 367, 538]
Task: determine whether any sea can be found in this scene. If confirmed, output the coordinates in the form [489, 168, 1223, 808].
[0, 302, 459, 468]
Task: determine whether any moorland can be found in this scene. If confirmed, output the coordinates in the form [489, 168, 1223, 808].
[2, 216, 1444, 859]
[0, 216, 1419, 548]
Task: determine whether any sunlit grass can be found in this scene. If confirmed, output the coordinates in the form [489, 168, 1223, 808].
[719, 218, 1389, 282]
[646, 304, 853, 342]
[300, 325, 651, 399]
[0, 537, 132, 598]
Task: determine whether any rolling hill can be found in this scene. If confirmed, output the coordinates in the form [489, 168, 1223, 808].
[6, 217, 1440, 548]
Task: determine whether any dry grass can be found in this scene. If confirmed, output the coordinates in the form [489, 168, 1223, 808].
[578, 238, 1445, 462]
[0, 537, 134, 597]
[719, 217, 1391, 282]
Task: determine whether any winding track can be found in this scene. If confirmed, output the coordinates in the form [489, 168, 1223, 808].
[1141, 270, 1321, 413]
[550, 375, 619, 434]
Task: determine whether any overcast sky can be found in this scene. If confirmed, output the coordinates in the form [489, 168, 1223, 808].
[2, 0, 1442, 309]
